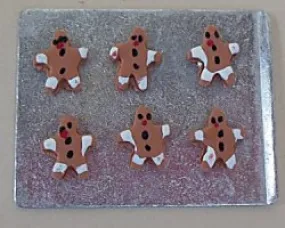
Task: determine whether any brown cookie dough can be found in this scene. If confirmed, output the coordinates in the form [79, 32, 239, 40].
[42, 115, 95, 179]
[109, 27, 162, 91]
[119, 105, 170, 169]
[187, 25, 240, 87]
[189, 107, 245, 171]
[33, 30, 89, 94]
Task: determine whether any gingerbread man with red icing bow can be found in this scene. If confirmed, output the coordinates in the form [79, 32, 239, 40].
[109, 27, 162, 91]
[119, 105, 170, 169]
[187, 25, 240, 87]
[33, 30, 89, 94]
[42, 115, 95, 179]
[189, 107, 245, 171]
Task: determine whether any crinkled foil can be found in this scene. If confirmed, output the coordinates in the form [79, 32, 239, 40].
[14, 9, 277, 208]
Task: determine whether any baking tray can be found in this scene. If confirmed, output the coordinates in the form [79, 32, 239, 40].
[14, 9, 277, 208]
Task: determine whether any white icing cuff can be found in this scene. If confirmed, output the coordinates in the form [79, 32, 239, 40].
[81, 135, 93, 156]
[162, 124, 170, 138]
[218, 66, 233, 81]
[191, 46, 208, 66]
[201, 68, 214, 82]
[36, 53, 48, 64]
[137, 76, 147, 91]
[225, 155, 236, 169]
[52, 163, 67, 173]
[202, 147, 216, 168]
[233, 129, 244, 141]
[43, 138, 56, 152]
[152, 153, 164, 166]
[118, 76, 129, 85]
[68, 76, 81, 89]
[45, 77, 58, 90]
[147, 50, 157, 65]
[76, 164, 88, 174]
[132, 154, 146, 165]
[109, 46, 119, 59]
[195, 130, 204, 141]
[78, 47, 88, 58]
[229, 43, 240, 55]
[120, 130, 137, 151]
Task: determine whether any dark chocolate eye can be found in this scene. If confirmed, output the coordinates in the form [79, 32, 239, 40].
[138, 35, 143, 42]
[62, 36, 68, 43]
[205, 32, 210, 38]
[67, 122, 72, 129]
[53, 39, 58, 45]
[59, 126, 65, 132]
[214, 31, 220, 38]
[138, 114, 143, 119]
[211, 117, 216, 124]
[146, 113, 152, 120]
[218, 116, 223, 123]
[131, 35, 137, 40]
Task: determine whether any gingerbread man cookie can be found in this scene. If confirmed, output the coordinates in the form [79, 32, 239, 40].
[189, 107, 245, 171]
[109, 27, 162, 91]
[187, 25, 240, 87]
[33, 30, 88, 94]
[42, 115, 95, 179]
[119, 105, 170, 168]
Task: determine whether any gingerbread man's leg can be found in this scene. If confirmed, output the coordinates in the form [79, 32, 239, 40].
[200, 68, 214, 87]
[52, 162, 68, 179]
[136, 76, 148, 91]
[130, 153, 146, 169]
[218, 66, 235, 87]
[201, 146, 217, 170]
[152, 153, 164, 166]
[75, 163, 89, 178]
[67, 76, 81, 90]
[116, 76, 130, 90]
[225, 154, 236, 169]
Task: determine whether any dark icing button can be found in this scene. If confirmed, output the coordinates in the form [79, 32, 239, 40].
[59, 126, 65, 132]
[65, 137, 72, 145]
[214, 56, 220, 64]
[145, 145, 151, 151]
[132, 48, 138, 57]
[133, 63, 139, 70]
[218, 130, 224, 138]
[219, 142, 224, 152]
[141, 131, 149, 140]
[212, 45, 217, 51]
[59, 68, 66, 74]
[59, 48, 66, 57]
[66, 150, 74, 159]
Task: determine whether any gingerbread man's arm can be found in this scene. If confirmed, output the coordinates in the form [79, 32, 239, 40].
[34, 49, 51, 71]
[42, 138, 57, 158]
[78, 47, 89, 59]
[232, 128, 245, 142]
[81, 135, 95, 156]
[193, 129, 204, 141]
[119, 130, 137, 151]
[147, 50, 162, 66]
[109, 43, 124, 61]
[186, 46, 208, 66]
[228, 43, 240, 56]
[161, 124, 170, 139]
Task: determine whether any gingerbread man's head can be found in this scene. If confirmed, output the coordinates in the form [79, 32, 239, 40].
[57, 115, 79, 139]
[51, 30, 71, 49]
[128, 27, 147, 47]
[208, 107, 228, 128]
[202, 25, 223, 50]
[134, 105, 153, 127]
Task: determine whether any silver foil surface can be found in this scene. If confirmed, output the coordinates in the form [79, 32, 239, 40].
[15, 9, 277, 208]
